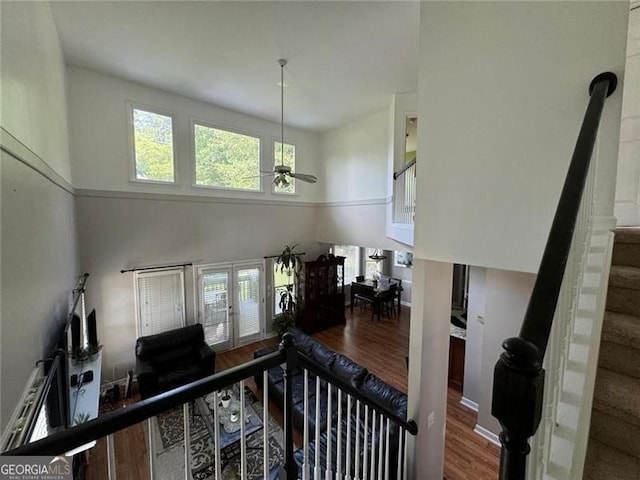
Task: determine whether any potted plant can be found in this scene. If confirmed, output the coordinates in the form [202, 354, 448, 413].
[274, 244, 304, 336]
[230, 408, 240, 422]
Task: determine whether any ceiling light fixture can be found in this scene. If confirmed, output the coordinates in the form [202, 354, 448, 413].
[368, 249, 387, 262]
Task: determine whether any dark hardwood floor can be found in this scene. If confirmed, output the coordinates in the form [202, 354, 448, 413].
[86, 306, 499, 479]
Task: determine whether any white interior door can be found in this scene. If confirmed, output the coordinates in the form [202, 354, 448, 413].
[197, 262, 265, 350]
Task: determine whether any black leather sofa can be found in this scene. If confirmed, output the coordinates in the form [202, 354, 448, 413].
[135, 324, 216, 400]
[254, 327, 407, 478]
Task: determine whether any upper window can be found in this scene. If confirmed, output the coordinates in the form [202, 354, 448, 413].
[274, 141, 296, 194]
[131, 107, 176, 183]
[331, 245, 360, 284]
[194, 123, 261, 191]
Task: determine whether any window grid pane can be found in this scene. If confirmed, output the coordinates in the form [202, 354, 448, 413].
[332, 245, 360, 284]
[274, 141, 296, 193]
[202, 271, 230, 345]
[133, 109, 174, 182]
[236, 268, 261, 338]
[194, 124, 260, 190]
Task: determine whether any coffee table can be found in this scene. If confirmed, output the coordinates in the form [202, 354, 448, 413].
[194, 385, 264, 468]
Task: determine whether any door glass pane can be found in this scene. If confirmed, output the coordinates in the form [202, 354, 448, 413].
[202, 271, 230, 345]
[236, 267, 261, 339]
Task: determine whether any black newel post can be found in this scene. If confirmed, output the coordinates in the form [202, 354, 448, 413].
[492, 337, 545, 480]
[280, 332, 298, 480]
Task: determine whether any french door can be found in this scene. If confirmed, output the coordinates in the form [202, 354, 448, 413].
[196, 262, 265, 350]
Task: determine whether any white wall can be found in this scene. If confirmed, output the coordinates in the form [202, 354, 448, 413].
[462, 266, 487, 408]
[0, 1, 78, 430]
[317, 108, 413, 251]
[320, 108, 391, 203]
[67, 66, 322, 203]
[1, 2, 72, 184]
[414, 1, 629, 274]
[406, 260, 453, 480]
[615, 8, 640, 226]
[476, 269, 536, 437]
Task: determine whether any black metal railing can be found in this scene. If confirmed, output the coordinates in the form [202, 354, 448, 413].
[3, 334, 417, 480]
[491, 71, 617, 480]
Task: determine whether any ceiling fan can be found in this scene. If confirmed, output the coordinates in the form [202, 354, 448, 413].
[258, 59, 317, 188]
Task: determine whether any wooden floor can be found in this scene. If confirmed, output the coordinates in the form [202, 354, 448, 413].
[87, 306, 499, 479]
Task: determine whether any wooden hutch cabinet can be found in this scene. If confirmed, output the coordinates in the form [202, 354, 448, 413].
[299, 254, 346, 334]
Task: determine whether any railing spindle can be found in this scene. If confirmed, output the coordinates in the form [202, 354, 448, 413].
[240, 380, 246, 479]
[106, 433, 116, 480]
[303, 369, 309, 480]
[377, 414, 384, 479]
[315, 376, 321, 479]
[363, 405, 369, 480]
[337, 389, 343, 479]
[213, 391, 222, 480]
[183, 403, 191, 480]
[355, 400, 361, 480]
[263, 371, 269, 480]
[346, 394, 352, 480]
[384, 418, 390, 480]
[370, 410, 377, 478]
[326, 383, 333, 479]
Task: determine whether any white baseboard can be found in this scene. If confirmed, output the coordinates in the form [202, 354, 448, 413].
[460, 397, 479, 412]
[474, 424, 501, 447]
[400, 300, 412, 307]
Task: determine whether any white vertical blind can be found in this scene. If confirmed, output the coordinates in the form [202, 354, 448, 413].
[236, 267, 262, 340]
[136, 269, 185, 337]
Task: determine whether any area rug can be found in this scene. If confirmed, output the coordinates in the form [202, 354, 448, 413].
[152, 387, 285, 480]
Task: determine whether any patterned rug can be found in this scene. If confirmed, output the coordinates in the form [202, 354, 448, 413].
[153, 387, 284, 480]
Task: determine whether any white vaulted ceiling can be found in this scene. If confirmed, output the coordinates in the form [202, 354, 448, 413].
[50, 1, 420, 132]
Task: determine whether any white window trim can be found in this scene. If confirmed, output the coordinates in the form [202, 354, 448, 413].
[134, 267, 186, 338]
[271, 136, 299, 196]
[190, 118, 264, 193]
[126, 101, 179, 185]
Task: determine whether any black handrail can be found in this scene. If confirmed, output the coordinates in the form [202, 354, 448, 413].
[393, 158, 416, 180]
[491, 72, 617, 480]
[3, 332, 419, 470]
[2, 350, 286, 456]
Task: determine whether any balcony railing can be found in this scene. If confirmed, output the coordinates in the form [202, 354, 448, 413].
[491, 72, 618, 480]
[2, 334, 417, 480]
[393, 158, 416, 225]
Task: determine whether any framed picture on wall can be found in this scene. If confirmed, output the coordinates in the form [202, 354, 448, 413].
[394, 251, 413, 268]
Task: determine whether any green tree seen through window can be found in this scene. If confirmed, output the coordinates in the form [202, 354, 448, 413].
[133, 109, 174, 182]
[194, 124, 260, 190]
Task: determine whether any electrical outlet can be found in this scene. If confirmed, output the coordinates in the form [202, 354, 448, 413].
[428, 411, 435, 429]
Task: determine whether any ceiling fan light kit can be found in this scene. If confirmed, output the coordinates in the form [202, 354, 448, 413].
[261, 59, 317, 187]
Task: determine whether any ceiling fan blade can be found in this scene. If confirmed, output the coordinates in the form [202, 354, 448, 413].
[243, 172, 275, 179]
[289, 172, 318, 183]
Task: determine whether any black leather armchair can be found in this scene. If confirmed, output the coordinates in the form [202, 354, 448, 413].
[135, 324, 215, 400]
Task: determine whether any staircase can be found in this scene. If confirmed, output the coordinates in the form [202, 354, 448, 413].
[584, 228, 640, 479]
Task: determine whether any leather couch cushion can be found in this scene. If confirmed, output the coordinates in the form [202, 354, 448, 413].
[153, 346, 194, 367]
[310, 343, 336, 369]
[136, 324, 205, 358]
[287, 327, 316, 356]
[360, 374, 407, 418]
[331, 354, 368, 388]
